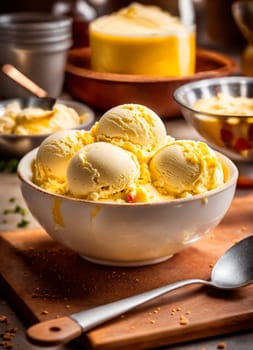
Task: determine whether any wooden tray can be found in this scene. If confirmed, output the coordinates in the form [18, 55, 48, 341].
[65, 48, 238, 119]
[0, 194, 252, 350]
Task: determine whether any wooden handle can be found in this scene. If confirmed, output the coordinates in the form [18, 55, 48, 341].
[26, 316, 82, 346]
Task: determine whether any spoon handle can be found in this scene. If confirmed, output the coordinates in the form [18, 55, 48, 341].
[2, 64, 48, 98]
[26, 278, 208, 346]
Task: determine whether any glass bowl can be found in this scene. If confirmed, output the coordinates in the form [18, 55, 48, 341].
[173, 76, 253, 162]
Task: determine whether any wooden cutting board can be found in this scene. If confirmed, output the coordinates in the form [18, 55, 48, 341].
[0, 194, 253, 350]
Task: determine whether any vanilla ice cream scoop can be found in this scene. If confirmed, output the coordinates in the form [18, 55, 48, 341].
[150, 140, 224, 197]
[67, 142, 140, 200]
[94, 104, 168, 161]
[34, 130, 94, 193]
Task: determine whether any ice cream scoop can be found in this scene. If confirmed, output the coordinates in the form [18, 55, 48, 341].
[94, 104, 168, 161]
[67, 142, 140, 200]
[150, 140, 224, 197]
[34, 130, 94, 193]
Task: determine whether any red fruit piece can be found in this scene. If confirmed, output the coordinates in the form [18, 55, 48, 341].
[127, 193, 135, 203]
[220, 128, 234, 143]
[234, 138, 251, 152]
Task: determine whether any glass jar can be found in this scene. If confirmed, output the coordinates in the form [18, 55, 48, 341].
[89, 1, 196, 76]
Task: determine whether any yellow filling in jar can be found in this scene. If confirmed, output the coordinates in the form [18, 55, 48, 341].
[89, 3, 196, 77]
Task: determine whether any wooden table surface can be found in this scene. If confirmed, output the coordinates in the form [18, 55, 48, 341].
[0, 118, 252, 350]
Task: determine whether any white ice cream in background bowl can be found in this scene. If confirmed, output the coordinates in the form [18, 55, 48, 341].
[0, 98, 95, 158]
[1, 102, 83, 135]
[18, 103, 238, 266]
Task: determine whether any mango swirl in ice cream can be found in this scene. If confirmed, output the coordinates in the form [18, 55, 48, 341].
[89, 2, 196, 76]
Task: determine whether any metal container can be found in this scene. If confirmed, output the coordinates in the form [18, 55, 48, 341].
[0, 98, 95, 158]
[0, 13, 72, 98]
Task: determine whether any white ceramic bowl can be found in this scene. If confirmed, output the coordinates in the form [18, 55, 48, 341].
[0, 98, 95, 158]
[18, 148, 238, 267]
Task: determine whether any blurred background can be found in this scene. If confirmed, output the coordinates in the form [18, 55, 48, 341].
[0, 0, 247, 51]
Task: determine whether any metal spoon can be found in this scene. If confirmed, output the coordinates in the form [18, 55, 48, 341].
[26, 236, 253, 347]
[1, 64, 56, 109]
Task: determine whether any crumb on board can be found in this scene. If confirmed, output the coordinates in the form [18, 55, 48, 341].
[179, 315, 189, 325]
[0, 316, 7, 323]
[170, 307, 191, 317]
[0, 315, 18, 349]
[153, 307, 161, 314]
[1, 334, 12, 342]
[40, 310, 49, 315]
[0, 341, 14, 349]
[217, 342, 226, 349]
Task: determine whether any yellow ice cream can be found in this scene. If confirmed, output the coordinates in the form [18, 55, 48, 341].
[193, 94, 253, 116]
[33, 130, 94, 194]
[89, 2, 196, 76]
[150, 140, 224, 198]
[0, 102, 82, 135]
[67, 142, 140, 201]
[93, 104, 169, 162]
[32, 104, 225, 203]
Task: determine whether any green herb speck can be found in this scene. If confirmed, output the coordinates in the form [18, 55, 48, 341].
[14, 205, 27, 216]
[0, 159, 18, 173]
[17, 219, 30, 228]
[3, 209, 11, 215]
